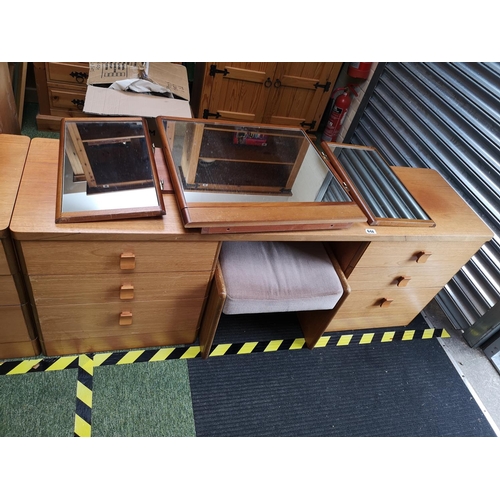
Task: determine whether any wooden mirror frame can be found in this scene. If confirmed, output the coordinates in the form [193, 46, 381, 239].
[321, 142, 435, 227]
[56, 117, 165, 223]
[156, 117, 366, 234]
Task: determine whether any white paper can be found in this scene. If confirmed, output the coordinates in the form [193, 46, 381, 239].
[109, 78, 174, 97]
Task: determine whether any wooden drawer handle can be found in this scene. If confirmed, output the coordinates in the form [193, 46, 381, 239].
[380, 298, 394, 308]
[120, 284, 134, 300]
[119, 311, 133, 325]
[397, 276, 411, 287]
[416, 251, 432, 263]
[120, 252, 136, 270]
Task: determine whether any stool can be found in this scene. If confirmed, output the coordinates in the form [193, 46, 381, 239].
[199, 241, 350, 359]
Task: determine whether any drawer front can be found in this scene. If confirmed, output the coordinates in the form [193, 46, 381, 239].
[37, 298, 205, 338]
[48, 87, 86, 112]
[327, 286, 441, 332]
[46, 62, 89, 86]
[0, 305, 32, 343]
[0, 339, 40, 359]
[356, 241, 482, 269]
[347, 264, 466, 291]
[22, 241, 219, 275]
[0, 275, 20, 305]
[43, 330, 198, 357]
[30, 272, 211, 306]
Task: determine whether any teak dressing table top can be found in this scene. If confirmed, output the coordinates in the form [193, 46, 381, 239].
[10, 138, 492, 244]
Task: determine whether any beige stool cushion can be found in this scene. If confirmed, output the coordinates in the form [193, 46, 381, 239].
[219, 241, 344, 315]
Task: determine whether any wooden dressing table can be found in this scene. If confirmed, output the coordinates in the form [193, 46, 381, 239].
[9, 137, 493, 357]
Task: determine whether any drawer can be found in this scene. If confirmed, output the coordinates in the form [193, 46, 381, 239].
[0, 275, 20, 305]
[36, 297, 205, 338]
[30, 271, 211, 306]
[43, 330, 198, 357]
[356, 241, 482, 269]
[48, 87, 86, 112]
[327, 286, 441, 332]
[0, 339, 40, 359]
[46, 62, 89, 86]
[49, 108, 89, 118]
[0, 304, 32, 343]
[347, 264, 467, 291]
[21, 241, 219, 275]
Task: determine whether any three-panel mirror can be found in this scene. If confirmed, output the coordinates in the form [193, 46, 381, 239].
[56, 117, 165, 223]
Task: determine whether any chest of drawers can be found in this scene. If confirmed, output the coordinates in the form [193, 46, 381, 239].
[327, 240, 485, 331]
[326, 167, 492, 333]
[33, 62, 90, 132]
[10, 138, 220, 357]
[21, 240, 218, 356]
[0, 135, 39, 359]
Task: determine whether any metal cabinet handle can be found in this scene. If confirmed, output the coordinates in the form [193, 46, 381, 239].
[71, 99, 85, 110]
[264, 77, 272, 88]
[69, 71, 88, 84]
[274, 79, 282, 88]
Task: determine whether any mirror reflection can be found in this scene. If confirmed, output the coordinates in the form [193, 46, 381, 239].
[57, 118, 165, 223]
[160, 119, 352, 204]
[324, 143, 432, 224]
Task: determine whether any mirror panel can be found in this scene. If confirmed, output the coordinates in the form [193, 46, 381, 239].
[322, 142, 435, 227]
[56, 117, 165, 223]
[156, 117, 366, 233]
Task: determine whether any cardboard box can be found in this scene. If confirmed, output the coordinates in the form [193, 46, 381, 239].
[83, 62, 192, 119]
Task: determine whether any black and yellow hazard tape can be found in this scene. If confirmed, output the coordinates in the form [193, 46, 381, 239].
[74, 354, 93, 438]
[0, 355, 79, 376]
[0, 328, 450, 437]
[0, 328, 450, 375]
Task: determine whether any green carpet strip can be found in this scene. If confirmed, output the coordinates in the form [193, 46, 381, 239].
[0, 328, 450, 375]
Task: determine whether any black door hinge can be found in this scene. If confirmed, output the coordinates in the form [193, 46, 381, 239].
[203, 109, 221, 119]
[300, 120, 316, 130]
[209, 65, 229, 77]
[314, 81, 331, 92]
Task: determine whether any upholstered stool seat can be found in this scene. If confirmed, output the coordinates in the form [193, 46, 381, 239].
[199, 241, 350, 359]
[220, 241, 344, 315]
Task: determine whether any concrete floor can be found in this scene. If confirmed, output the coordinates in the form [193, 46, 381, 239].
[422, 299, 500, 435]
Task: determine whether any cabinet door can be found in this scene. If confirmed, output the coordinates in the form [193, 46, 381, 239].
[263, 62, 342, 131]
[200, 63, 276, 122]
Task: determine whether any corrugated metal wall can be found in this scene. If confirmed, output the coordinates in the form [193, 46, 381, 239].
[346, 62, 500, 340]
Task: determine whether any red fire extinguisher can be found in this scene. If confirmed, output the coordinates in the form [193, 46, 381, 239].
[322, 86, 357, 142]
[348, 62, 372, 80]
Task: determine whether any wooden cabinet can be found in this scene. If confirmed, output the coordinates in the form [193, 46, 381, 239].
[326, 167, 492, 333]
[0, 135, 40, 359]
[20, 240, 218, 356]
[11, 138, 220, 357]
[191, 62, 342, 132]
[33, 62, 90, 132]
